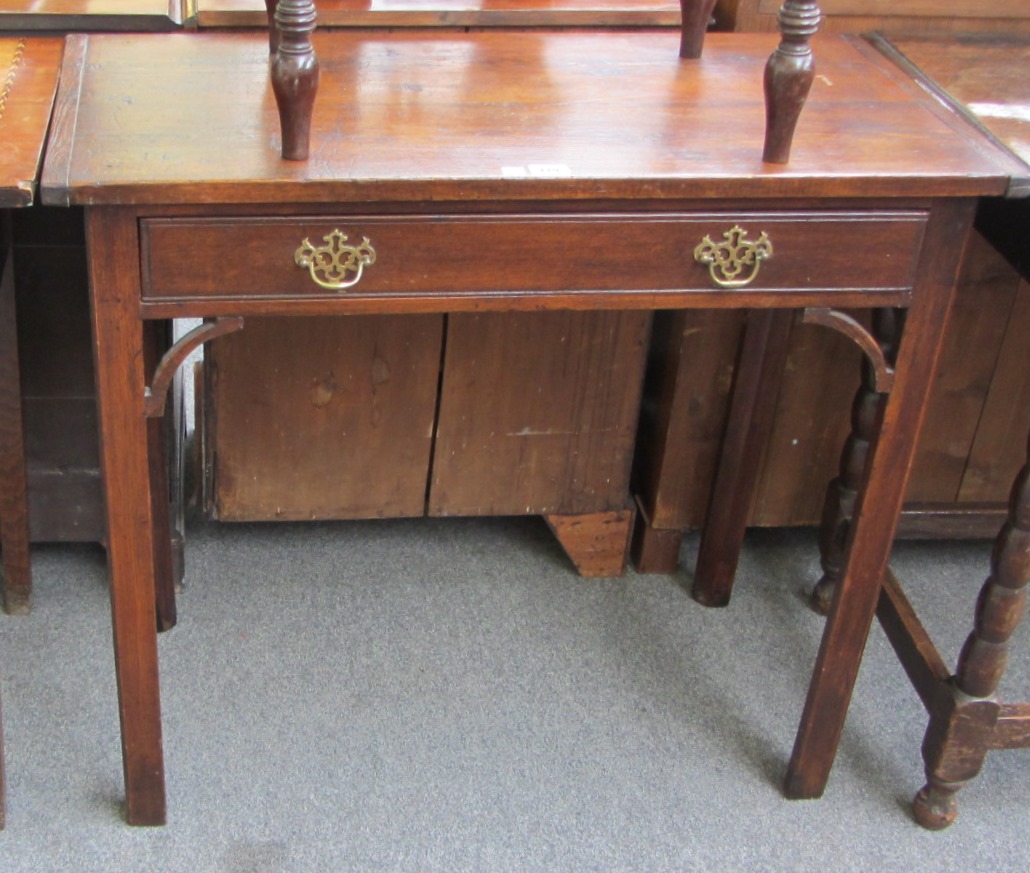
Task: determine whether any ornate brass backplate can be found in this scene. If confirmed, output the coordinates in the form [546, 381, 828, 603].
[693, 226, 773, 288]
[294, 229, 377, 290]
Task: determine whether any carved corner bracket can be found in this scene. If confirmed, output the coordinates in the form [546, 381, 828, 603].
[801, 307, 895, 394]
[144, 317, 245, 418]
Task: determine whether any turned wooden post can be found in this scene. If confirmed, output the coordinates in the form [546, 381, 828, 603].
[811, 309, 898, 615]
[264, 0, 279, 54]
[270, 0, 319, 161]
[679, 0, 718, 59]
[763, 1, 822, 164]
[912, 434, 1030, 829]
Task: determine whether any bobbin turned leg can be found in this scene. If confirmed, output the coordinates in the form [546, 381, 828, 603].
[763, 2, 822, 164]
[912, 434, 1030, 829]
[270, 0, 319, 162]
[811, 309, 899, 616]
[678, 0, 718, 59]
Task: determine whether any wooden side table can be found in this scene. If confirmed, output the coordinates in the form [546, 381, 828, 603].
[868, 32, 1030, 830]
[41, 28, 1011, 826]
[0, 32, 64, 828]
[0, 0, 186, 31]
[1, 3, 189, 620]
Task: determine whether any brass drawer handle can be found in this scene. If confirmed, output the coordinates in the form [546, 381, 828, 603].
[294, 229, 377, 291]
[694, 226, 773, 288]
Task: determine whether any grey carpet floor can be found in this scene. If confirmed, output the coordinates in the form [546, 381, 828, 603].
[1, 516, 1027, 872]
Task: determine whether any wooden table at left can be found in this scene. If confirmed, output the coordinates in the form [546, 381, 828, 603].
[0, 33, 64, 828]
[0, 0, 187, 31]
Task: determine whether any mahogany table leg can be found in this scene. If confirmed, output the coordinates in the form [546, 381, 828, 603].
[912, 432, 1030, 829]
[692, 309, 794, 606]
[271, 0, 319, 162]
[810, 309, 898, 616]
[0, 244, 32, 615]
[784, 199, 976, 799]
[86, 207, 167, 826]
[142, 321, 177, 632]
[678, 0, 717, 59]
[763, 1, 822, 165]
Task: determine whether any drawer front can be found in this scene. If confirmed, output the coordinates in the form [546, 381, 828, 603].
[140, 212, 927, 304]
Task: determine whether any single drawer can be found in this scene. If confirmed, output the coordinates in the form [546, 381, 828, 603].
[139, 211, 927, 304]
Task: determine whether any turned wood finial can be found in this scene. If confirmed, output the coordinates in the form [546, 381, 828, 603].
[270, 0, 319, 161]
[763, 1, 822, 164]
[679, 0, 718, 59]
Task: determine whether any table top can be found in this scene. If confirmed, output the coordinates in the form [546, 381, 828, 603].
[0, 36, 63, 207]
[0, 0, 185, 31]
[195, 0, 680, 29]
[874, 34, 1030, 197]
[41, 30, 1014, 208]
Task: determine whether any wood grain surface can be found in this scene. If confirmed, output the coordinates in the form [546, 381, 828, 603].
[0, 37, 63, 208]
[196, 0, 681, 28]
[41, 31, 1013, 207]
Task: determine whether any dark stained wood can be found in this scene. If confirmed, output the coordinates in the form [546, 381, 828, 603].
[717, 0, 1030, 37]
[749, 312, 859, 524]
[912, 433, 1030, 829]
[430, 311, 650, 517]
[859, 33, 1030, 830]
[140, 211, 926, 315]
[957, 274, 1030, 503]
[808, 308, 896, 616]
[636, 25, 1030, 559]
[679, 0, 716, 58]
[904, 227, 1025, 505]
[85, 206, 167, 826]
[1, 235, 32, 614]
[632, 309, 743, 549]
[0, 0, 185, 31]
[13, 207, 105, 544]
[630, 494, 685, 573]
[762, 1, 820, 165]
[0, 37, 64, 622]
[198, 0, 682, 29]
[692, 308, 793, 605]
[270, 0, 319, 161]
[784, 198, 977, 800]
[876, 568, 950, 713]
[143, 320, 177, 632]
[41, 32, 1011, 208]
[42, 29, 1008, 824]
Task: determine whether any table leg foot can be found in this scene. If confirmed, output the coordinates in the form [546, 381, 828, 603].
[545, 509, 634, 577]
[912, 781, 959, 830]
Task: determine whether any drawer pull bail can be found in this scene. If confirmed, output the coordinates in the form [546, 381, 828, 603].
[295, 229, 376, 290]
[694, 226, 773, 288]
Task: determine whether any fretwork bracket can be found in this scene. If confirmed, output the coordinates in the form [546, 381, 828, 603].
[801, 307, 895, 394]
[144, 317, 245, 418]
